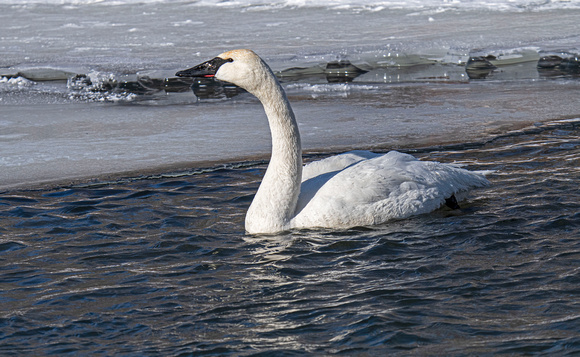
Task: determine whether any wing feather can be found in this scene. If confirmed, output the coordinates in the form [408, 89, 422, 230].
[292, 151, 489, 229]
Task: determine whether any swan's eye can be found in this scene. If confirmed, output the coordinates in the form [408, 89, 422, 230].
[208, 57, 233, 71]
[176, 57, 233, 78]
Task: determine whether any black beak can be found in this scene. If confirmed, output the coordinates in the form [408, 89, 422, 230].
[176, 57, 232, 78]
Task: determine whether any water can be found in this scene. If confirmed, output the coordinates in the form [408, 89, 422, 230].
[1, 120, 579, 355]
[1, 0, 580, 354]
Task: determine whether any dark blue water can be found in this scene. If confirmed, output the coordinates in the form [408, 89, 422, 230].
[1, 120, 579, 355]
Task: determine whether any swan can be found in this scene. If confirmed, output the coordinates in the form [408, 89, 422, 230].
[176, 49, 490, 234]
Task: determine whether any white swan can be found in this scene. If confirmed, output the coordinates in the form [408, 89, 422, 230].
[176, 49, 489, 234]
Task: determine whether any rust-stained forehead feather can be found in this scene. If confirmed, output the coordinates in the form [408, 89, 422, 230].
[217, 49, 258, 61]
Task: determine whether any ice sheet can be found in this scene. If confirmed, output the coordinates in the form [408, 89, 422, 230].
[1, 0, 579, 190]
[2, 79, 579, 190]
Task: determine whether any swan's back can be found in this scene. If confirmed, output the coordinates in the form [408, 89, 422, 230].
[292, 150, 489, 229]
[301, 150, 381, 181]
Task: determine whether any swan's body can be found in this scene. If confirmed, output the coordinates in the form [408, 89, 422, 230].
[177, 49, 489, 234]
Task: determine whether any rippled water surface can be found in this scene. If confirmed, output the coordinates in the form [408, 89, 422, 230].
[1, 120, 579, 355]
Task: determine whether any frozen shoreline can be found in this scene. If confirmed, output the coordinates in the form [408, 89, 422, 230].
[1, 0, 579, 192]
[2, 79, 579, 192]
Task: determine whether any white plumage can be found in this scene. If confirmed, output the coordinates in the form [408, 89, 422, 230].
[176, 49, 490, 234]
[294, 150, 488, 229]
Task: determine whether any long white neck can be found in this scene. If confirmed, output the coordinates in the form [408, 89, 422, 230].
[245, 72, 302, 234]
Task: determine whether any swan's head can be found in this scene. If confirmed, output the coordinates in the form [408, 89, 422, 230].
[176, 49, 272, 94]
